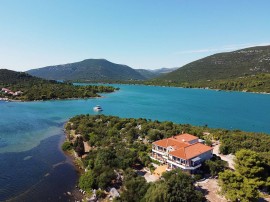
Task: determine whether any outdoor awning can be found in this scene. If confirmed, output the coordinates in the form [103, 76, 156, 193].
[191, 157, 201, 162]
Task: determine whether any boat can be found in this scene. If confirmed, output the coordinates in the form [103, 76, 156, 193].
[93, 105, 103, 112]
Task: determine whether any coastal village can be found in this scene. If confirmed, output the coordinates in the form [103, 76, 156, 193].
[0, 87, 22, 100]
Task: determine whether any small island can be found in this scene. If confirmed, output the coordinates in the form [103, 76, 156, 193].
[0, 69, 118, 101]
[63, 114, 270, 201]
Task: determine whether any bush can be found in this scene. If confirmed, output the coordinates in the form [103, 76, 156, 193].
[96, 190, 106, 199]
[62, 141, 73, 151]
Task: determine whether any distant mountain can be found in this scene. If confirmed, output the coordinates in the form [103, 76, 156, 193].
[135, 69, 160, 79]
[157, 45, 270, 83]
[27, 59, 146, 81]
[136, 67, 178, 79]
[151, 67, 179, 74]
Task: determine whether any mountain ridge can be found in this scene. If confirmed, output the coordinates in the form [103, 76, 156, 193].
[27, 59, 146, 81]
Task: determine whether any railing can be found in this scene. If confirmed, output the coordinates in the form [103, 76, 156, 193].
[152, 149, 166, 156]
[167, 159, 201, 170]
[150, 156, 164, 163]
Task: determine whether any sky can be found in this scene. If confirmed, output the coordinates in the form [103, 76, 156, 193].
[0, 0, 270, 71]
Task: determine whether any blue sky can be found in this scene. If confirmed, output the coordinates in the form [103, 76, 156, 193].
[0, 0, 270, 71]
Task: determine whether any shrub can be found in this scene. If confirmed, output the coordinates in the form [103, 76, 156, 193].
[62, 141, 73, 151]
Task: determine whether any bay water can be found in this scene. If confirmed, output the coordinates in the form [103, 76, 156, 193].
[0, 84, 270, 201]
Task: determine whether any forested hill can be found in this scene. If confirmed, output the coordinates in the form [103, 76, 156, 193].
[27, 59, 146, 81]
[0, 69, 45, 84]
[157, 45, 270, 83]
[0, 69, 117, 101]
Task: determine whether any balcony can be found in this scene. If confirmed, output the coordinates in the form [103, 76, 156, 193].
[150, 153, 167, 164]
[167, 159, 201, 170]
[152, 149, 166, 156]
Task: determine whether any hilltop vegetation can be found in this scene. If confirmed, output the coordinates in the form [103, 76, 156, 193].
[27, 59, 178, 81]
[0, 69, 117, 101]
[27, 59, 146, 81]
[151, 45, 270, 93]
[158, 45, 270, 82]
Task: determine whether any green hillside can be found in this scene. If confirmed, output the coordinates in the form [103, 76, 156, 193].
[0, 69, 116, 101]
[27, 59, 145, 81]
[158, 45, 270, 83]
[0, 69, 42, 84]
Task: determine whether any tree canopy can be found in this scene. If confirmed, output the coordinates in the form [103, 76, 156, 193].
[219, 149, 268, 201]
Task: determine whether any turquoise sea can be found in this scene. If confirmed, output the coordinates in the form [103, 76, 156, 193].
[0, 84, 270, 201]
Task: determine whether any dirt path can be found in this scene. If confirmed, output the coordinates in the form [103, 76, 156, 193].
[213, 143, 235, 169]
[197, 179, 227, 202]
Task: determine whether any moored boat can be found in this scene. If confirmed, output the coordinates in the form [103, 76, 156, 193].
[93, 105, 103, 112]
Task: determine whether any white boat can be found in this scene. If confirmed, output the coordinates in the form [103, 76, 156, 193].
[93, 105, 103, 112]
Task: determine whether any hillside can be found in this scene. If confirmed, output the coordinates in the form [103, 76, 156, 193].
[0, 69, 42, 84]
[0, 69, 116, 101]
[158, 45, 270, 83]
[27, 59, 145, 81]
[136, 67, 178, 79]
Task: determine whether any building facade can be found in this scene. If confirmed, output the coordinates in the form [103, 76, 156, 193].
[151, 134, 213, 172]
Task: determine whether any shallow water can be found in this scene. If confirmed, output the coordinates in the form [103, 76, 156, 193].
[0, 84, 269, 201]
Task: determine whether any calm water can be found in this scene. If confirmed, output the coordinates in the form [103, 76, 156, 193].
[0, 84, 270, 201]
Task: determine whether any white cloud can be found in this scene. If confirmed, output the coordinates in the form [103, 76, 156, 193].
[174, 42, 270, 55]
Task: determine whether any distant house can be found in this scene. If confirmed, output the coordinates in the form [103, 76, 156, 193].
[1, 88, 22, 96]
[1, 88, 11, 93]
[150, 134, 213, 173]
[14, 91, 23, 96]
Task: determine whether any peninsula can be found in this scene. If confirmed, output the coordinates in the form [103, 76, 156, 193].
[0, 69, 118, 101]
[63, 114, 270, 201]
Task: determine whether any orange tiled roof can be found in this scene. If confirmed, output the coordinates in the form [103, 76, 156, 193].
[173, 133, 198, 142]
[152, 133, 198, 148]
[169, 143, 212, 160]
[153, 138, 190, 149]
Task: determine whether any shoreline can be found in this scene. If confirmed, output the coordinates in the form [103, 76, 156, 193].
[62, 149, 85, 201]
[74, 82, 270, 95]
[61, 127, 87, 201]
[0, 95, 104, 103]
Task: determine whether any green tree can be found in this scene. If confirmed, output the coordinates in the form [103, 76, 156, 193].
[204, 155, 227, 176]
[74, 136, 85, 157]
[79, 170, 95, 191]
[96, 168, 116, 189]
[235, 149, 264, 182]
[61, 141, 73, 151]
[219, 170, 260, 202]
[219, 149, 265, 201]
[143, 182, 168, 202]
[120, 175, 149, 202]
[165, 169, 205, 202]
